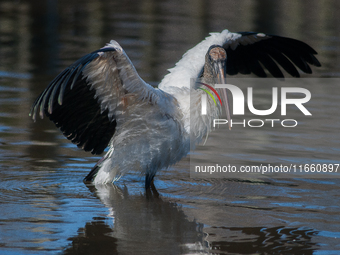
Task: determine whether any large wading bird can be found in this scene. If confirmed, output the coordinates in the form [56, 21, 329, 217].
[30, 30, 321, 189]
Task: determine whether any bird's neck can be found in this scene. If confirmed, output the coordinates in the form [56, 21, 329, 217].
[159, 30, 233, 91]
[157, 85, 219, 150]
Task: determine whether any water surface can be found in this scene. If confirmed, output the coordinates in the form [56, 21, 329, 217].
[1, 0, 340, 254]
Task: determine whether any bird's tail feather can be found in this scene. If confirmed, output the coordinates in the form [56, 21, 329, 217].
[83, 164, 100, 183]
[83, 148, 113, 183]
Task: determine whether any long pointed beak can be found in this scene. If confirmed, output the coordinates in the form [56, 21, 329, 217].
[215, 61, 232, 130]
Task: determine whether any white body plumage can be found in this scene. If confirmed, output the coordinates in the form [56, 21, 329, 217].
[85, 31, 236, 184]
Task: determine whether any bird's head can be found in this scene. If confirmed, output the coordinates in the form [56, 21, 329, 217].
[202, 45, 231, 129]
[204, 45, 227, 84]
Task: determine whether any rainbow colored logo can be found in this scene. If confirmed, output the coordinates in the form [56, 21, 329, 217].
[198, 82, 222, 115]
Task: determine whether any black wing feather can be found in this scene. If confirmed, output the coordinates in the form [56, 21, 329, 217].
[30, 49, 117, 155]
[224, 32, 321, 78]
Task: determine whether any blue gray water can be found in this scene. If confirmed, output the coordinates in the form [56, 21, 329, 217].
[1, 0, 340, 254]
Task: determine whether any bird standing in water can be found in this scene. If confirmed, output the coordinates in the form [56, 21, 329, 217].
[30, 30, 320, 189]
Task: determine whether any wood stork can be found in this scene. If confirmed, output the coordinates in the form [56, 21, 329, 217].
[30, 30, 321, 189]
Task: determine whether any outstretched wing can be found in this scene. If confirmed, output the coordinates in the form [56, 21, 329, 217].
[223, 32, 321, 77]
[30, 41, 161, 155]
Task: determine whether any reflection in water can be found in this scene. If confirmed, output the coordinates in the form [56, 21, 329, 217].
[209, 226, 318, 254]
[63, 184, 319, 255]
[64, 217, 119, 255]
[64, 184, 204, 255]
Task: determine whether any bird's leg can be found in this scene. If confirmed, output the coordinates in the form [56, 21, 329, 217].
[150, 180, 160, 197]
[145, 173, 160, 198]
[145, 173, 155, 189]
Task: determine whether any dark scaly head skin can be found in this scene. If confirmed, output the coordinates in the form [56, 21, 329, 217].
[203, 45, 227, 84]
[209, 46, 227, 61]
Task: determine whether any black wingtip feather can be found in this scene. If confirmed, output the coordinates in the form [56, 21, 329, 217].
[31, 49, 117, 156]
[225, 32, 321, 78]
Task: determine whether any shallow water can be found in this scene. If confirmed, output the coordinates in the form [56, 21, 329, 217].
[1, 0, 340, 254]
